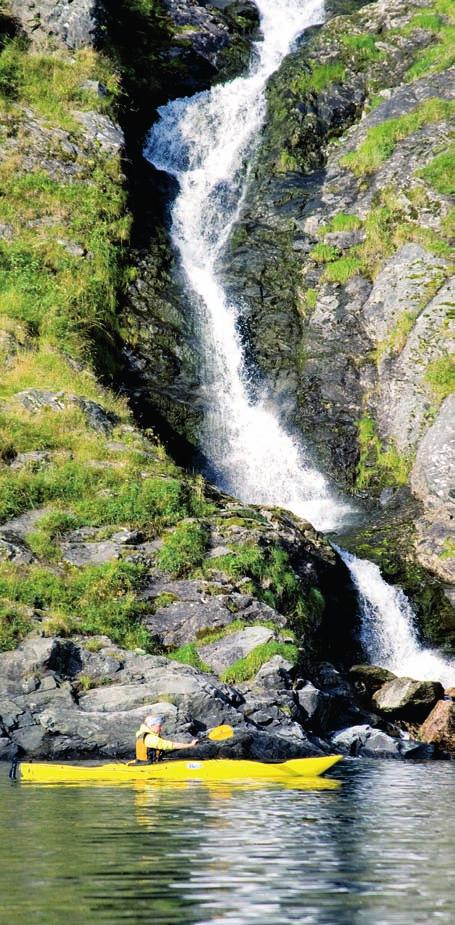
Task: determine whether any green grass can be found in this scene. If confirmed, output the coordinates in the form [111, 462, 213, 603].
[417, 146, 455, 196]
[169, 644, 211, 672]
[405, 0, 455, 82]
[341, 98, 455, 176]
[425, 356, 455, 403]
[202, 544, 310, 627]
[0, 600, 34, 652]
[322, 256, 363, 284]
[309, 243, 340, 264]
[0, 559, 152, 651]
[324, 212, 363, 233]
[290, 60, 346, 96]
[220, 641, 298, 684]
[356, 415, 411, 490]
[341, 33, 383, 65]
[157, 521, 208, 577]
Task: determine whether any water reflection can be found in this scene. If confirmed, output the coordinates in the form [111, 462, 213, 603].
[1, 761, 454, 925]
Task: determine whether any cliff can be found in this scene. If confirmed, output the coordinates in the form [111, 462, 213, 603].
[0, 0, 453, 760]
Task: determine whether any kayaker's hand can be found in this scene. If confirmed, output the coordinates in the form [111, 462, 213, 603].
[190, 738, 199, 747]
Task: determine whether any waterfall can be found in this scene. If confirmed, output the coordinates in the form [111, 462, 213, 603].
[144, 0, 455, 686]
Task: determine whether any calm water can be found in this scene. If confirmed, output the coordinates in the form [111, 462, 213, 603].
[1, 760, 454, 925]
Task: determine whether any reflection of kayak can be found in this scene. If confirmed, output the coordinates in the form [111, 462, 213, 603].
[18, 755, 342, 785]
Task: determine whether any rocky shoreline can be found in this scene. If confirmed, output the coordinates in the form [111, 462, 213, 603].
[1, 634, 454, 762]
[1, 0, 453, 767]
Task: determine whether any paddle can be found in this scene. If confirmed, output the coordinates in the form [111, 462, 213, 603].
[205, 724, 234, 742]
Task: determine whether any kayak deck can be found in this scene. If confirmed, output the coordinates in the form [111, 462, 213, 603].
[19, 755, 342, 785]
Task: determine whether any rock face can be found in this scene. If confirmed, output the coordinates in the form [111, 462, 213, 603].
[0, 636, 436, 761]
[217, 0, 455, 638]
[419, 699, 455, 754]
[11, 0, 100, 47]
[372, 677, 444, 723]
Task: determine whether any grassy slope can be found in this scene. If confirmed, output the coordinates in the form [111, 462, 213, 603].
[0, 13, 321, 670]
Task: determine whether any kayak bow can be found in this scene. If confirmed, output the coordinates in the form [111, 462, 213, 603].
[18, 755, 342, 785]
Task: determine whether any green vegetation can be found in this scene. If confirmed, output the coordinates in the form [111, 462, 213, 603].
[341, 98, 455, 176]
[157, 521, 208, 577]
[356, 415, 411, 490]
[341, 33, 383, 65]
[417, 146, 455, 196]
[201, 543, 320, 630]
[0, 600, 33, 652]
[425, 356, 455, 402]
[323, 256, 363, 284]
[290, 60, 346, 96]
[323, 212, 362, 233]
[309, 243, 340, 264]
[376, 310, 419, 359]
[220, 641, 298, 684]
[169, 644, 211, 672]
[0, 559, 152, 651]
[405, 0, 455, 81]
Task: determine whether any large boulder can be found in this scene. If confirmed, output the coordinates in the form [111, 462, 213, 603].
[331, 724, 433, 759]
[419, 700, 455, 755]
[349, 664, 397, 701]
[372, 677, 444, 723]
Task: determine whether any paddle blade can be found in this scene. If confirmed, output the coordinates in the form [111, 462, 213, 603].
[207, 724, 234, 741]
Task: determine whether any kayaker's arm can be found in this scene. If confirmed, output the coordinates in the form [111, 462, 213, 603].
[144, 732, 198, 751]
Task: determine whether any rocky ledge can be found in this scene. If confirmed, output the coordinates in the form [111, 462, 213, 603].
[1, 636, 453, 762]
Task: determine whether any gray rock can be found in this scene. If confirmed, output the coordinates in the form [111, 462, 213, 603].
[144, 597, 240, 648]
[348, 664, 397, 700]
[14, 390, 118, 433]
[73, 112, 124, 154]
[253, 655, 293, 691]
[297, 682, 335, 732]
[373, 677, 444, 722]
[0, 533, 35, 565]
[198, 626, 275, 674]
[9, 451, 50, 470]
[11, 0, 100, 48]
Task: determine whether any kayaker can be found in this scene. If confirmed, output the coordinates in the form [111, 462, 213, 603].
[135, 714, 198, 762]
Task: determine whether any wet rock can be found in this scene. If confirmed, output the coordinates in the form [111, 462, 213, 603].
[330, 723, 430, 759]
[198, 626, 275, 674]
[419, 700, 455, 754]
[296, 682, 335, 733]
[349, 664, 397, 701]
[373, 677, 444, 723]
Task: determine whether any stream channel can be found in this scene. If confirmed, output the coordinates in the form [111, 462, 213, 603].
[144, 0, 455, 687]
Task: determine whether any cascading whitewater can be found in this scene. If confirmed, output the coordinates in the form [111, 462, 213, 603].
[144, 0, 455, 686]
[336, 548, 455, 688]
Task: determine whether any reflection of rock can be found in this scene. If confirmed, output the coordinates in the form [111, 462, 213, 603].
[372, 677, 444, 723]
[419, 700, 455, 755]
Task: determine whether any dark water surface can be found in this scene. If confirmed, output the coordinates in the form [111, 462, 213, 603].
[1, 760, 454, 925]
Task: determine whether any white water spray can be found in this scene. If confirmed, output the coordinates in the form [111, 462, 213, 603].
[145, 0, 455, 685]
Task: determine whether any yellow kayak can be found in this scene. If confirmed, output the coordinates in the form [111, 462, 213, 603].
[19, 755, 342, 785]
